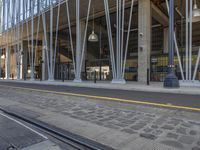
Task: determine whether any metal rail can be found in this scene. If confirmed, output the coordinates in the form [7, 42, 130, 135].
[0, 107, 114, 150]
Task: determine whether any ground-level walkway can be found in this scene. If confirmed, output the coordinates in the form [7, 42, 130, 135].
[1, 79, 200, 95]
[0, 82, 199, 150]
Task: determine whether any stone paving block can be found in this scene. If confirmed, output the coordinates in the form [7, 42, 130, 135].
[140, 133, 157, 140]
[161, 125, 174, 130]
[189, 121, 200, 126]
[178, 135, 195, 145]
[139, 142, 182, 150]
[189, 130, 198, 136]
[192, 147, 200, 150]
[114, 122, 128, 128]
[121, 128, 137, 134]
[131, 123, 147, 130]
[152, 130, 163, 136]
[197, 141, 200, 146]
[160, 140, 184, 149]
[151, 125, 159, 129]
[143, 127, 153, 133]
[181, 122, 193, 128]
[176, 127, 187, 135]
[167, 120, 181, 126]
[166, 133, 179, 139]
[103, 124, 120, 130]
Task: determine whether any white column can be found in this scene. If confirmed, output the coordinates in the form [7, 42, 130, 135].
[5, 46, 10, 79]
[20, 42, 23, 79]
[138, 0, 151, 83]
[74, 0, 82, 82]
[0, 49, 2, 78]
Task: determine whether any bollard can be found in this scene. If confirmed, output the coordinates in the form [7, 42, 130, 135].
[94, 71, 97, 83]
[62, 72, 65, 82]
[24, 73, 26, 81]
[147, 68, 150, 85]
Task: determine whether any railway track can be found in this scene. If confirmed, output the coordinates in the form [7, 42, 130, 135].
[0, 107, 114, 150]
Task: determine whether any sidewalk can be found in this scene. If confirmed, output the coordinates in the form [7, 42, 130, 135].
[0, 85, 200, 150]
[1, 79, 200, 95]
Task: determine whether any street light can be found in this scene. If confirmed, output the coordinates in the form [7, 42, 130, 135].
[164, 0, 180, 88]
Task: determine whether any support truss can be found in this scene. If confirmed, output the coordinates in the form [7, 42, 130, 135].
[104, 0, 135, 84]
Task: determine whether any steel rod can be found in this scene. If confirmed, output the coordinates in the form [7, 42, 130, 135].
[192, 47, 200, 80]
[103, 0, 116, 78]
[189, 0, 193, 80]
[186, 0, 189, 80]
[79, 0, 91, 76]
[53, 0, 61, 76]
[123, 0, 134, 78]
[65, 0, 76, 77]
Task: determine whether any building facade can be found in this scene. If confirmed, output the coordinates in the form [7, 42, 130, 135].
[0, 0, 200, 85]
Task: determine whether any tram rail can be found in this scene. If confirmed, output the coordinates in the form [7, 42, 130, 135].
[0, 107, 114, 150]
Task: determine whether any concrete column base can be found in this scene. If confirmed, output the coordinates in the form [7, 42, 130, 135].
[30, 78, 35, 81]
[48, 77, 55, 82]
[111, 78, 126, 84]
[164, 73, 180, 88]
[73, 78, 82, 83]
[179, 80, 200, 87]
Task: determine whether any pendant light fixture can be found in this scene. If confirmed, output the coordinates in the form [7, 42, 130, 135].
[193, 0, 200, 22]
[88, 8, 98, 42]
[1, 50, 5, 59]
[1, 54, 5, 59]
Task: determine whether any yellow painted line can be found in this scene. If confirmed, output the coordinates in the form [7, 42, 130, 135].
[1, 84, 200, 112]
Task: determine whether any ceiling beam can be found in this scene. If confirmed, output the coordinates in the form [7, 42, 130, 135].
[151, 2, 168, 26]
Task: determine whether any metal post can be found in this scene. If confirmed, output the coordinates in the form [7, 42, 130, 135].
[164, 0, 180, 88]
[94, 70, 97, 83]
[24, 72, 26, 81]
[68, 63, 70, 80]
[62, 71, 65, 82]
[147, 68, 150, 85]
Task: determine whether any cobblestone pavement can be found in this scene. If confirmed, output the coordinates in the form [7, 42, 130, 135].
[0, 87, 200, 150]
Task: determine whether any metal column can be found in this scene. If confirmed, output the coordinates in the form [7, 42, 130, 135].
[74, 0, 82, 82]
[164, 0, 180, 88]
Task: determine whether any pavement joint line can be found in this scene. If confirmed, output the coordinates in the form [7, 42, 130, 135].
[1, 84, 200, 112]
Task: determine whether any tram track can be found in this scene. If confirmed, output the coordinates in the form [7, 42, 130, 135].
[0, 107, 114, 150]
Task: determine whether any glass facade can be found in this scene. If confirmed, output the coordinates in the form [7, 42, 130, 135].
[0, 0, 63, 32]
[0, 0, 199, 83]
